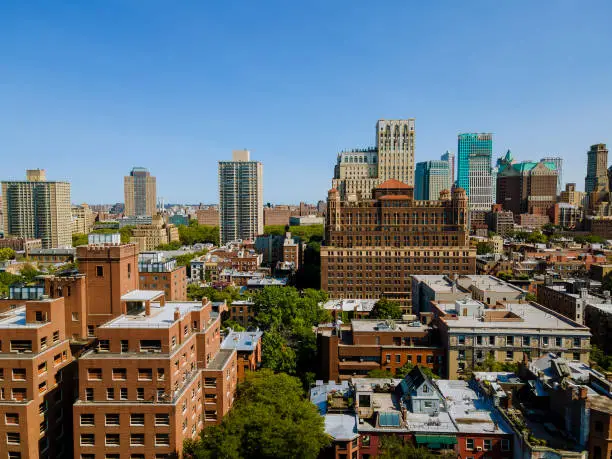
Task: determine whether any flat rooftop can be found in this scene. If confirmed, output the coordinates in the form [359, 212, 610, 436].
[436, 380, 512, 434]
[206, 348, 235, 370]
[437, 301, 589, 332]
[413, 274, 524, 295]
[0, 306, 46, 328]
[120, 290, 165, 302]
[324, 414, 359, 441]
[351, 319, 428, 333]
[100, 301, 206, 328]
[323, 299, 377, 312]
[221, 330, 262, 352]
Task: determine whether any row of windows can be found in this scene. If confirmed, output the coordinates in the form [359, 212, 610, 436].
[87, 367, 164, 381]
[0, 331, 60, 353]
[80, 413, 169, 426]
[80, 433, 170, 446]
[456, 335, 583, 347]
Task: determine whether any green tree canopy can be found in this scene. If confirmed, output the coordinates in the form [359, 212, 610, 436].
[0, 248, 16, 261]
[183, 370, 330, 459]
[476, 242, 494, 255]
[379, 435, 455, 459]
[156, 240, 182, 250]
[72, 233, 89, 247]
[178, 221, 219, 246]
[264, 225, 324, 244]
[370, 298, 403, 320]
[527, 231, 548, 244]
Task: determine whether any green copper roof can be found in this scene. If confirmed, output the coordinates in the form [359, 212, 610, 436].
[500, 160, 557, 174]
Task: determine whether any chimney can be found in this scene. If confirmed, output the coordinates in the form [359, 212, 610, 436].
[145, 301, 151, 316]
[201, 297, 208, 306]
[578, 386, 588, 400]
[174, 308, 180, 321]
[401, 406, 407, 423]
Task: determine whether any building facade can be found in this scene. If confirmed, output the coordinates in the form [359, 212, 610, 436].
[457, 134, 494, 211]
[414, 160, 451, 200]
[1, 169, 72, 248]
[124, 167, 157, 217]
[585, 144, 609, 194]
[496, 160, 558, 217]
[441, 150, 455, 187]
[195, 207, 219, 226]
[322, 180, 476, 309]
[541, 156, 563, 195]
[138, 252, 187, 301]
[560, 183, 586, 208]
[331, 119, 416, 200]
[218, 150, 264, 244]
[71, 203, 96, 235]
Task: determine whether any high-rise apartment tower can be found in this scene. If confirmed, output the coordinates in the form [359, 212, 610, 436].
[1, 169, 71, 248]
[218, 150, 264, 244]
[414, 160, 451, 200]
[124, 167, 157, 217]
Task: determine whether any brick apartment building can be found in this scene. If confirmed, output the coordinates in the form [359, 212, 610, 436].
[73, 291, 238, 459]
[317, 319, 444, 381]
[0, 297, 77, 459]
[220, 330, 263, 381]
[322, 181, 476, 309]
[0, 237, 42, 255]
[195, 207, 219, 226]
[138, 252, 187, 301]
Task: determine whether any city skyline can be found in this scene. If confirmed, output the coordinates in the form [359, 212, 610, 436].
[1, 2, 611, 203]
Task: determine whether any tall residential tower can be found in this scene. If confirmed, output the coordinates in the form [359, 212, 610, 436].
[218, 150, 264, 244]
[1, 169, 71, 248]
[124, 167, 157, 217]
[585, 144, 609, 194]
[457, 133, 493, 211]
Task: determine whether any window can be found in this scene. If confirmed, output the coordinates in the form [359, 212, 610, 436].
[7, 432, 20, 444]
[5, 413, 19, 425]
[573, 352, 580, 361]
[87, 368, 102, 380]
[395, 354, 401, 363]
[483, 439, 492, 451]
[131, 455, 145, 459]
[155, 413, 170, 426]
[138, 368, 153, 380]
[458, 350, 465, 360]
[155, 434, 170, 446]
[466, 438, 474, 450]
[106, 455, 120, 459]
[10, 340, 32, 353]
[385, 355, 390, 363]
[542, 336, 549, 346]
[131, 433, 145, 446]
[417, 355, 422, 363]
[12, 368, 26, 380]
[140, 340, 161, 352]
[157, 368, 165, 380]
[80, 433, 95, 446]
[506, 351, 513, 360]
[72, 312, 79, 321]
[573, 337, 581, 347]
[130, 413, 144, 426]
[137, 388, 144, 400]
[53, 330, 60, 343]
[555, 337, 562, 347]
[96, 266, 104, 277]
[105, 413, 119, 426]
[38, 381, 47, 394]
[98, 340, 110, 352]
[121, 340, 128, 352]
[0, 368, 3, 380]
[107, 388, 115, 400]
[80, 414, 94, 426]
[522, 336, 530, 346]
[489, 336, 495, 345]
[106, 433, 120, 446]
[506, 336, 514, 346]
[458, 335, 465, 345]
[501, 439, 510, 451]
[112, 368, 127, 380]
[87, 325, 95, 337]
[120, 388, 128, 400]
[85, 388, 94, 401]
[424, 401, 433, 408]
[8, 453, 21, 459]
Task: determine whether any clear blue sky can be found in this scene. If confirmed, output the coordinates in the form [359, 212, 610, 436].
[1, 1, 611, 204]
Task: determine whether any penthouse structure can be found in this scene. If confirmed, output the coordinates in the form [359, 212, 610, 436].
[220, 330, 263, 381]
[431, 299, 591, 378]
[316, 320, 444, 382]
[322, 181, 476, 309]
[138, 252, 187, 301]
[0, 297, 77, 459]
[73, 291, 237, 459]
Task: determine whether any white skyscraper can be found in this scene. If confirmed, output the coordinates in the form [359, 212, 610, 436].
[218, 150, 264, 244]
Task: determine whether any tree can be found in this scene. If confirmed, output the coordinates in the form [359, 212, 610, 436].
[476, 242, 494, 255]
[525, 292, 537, 302]
[184, 370, 330, 459]
[590, 345, 612, 372]
[370, 298, 403, 320]
[527, 231, 548, 244]
[0, 248, 16, 261]
[156, 240, 182, 250]
[178, 221, 219, 246]
[72, 233, 89, 247]
[367, 368, 394, 378]
[395, 363, 439, 379]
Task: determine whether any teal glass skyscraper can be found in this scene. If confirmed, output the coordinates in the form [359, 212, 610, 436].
[457, 133, 493, 210]
[415, 160, 450, 200]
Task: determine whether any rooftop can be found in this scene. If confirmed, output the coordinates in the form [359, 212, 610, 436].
[413, 274, 525, 295]
[100, 301, 208, 328]
[221, 330, 263, 352]
[120, 290, 165, 302]
[206, 348, 235, 370]
[437, 301, 590, 332]
[324, 414, 359, 441]
[0, 306, 46, 328]
[351, 319, 428, 333]
[322, 298, 377, 312]
[247, 278, 287, 287]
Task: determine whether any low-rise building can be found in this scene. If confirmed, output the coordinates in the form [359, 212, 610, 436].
[28, 247, 76, 267]
[431, 299, 591, 379]
[220, 330, 263, 381]
[289, 215, 325, 226]
[584, 303, 612, 354]
[316, 320, 444, 382]
[322, 298, 377, 320]
[0, 237, 42, 255]
[536, 279, 607, 324]
[130, 215, 179, 251]
[227, 300, 255, 327]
